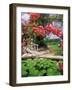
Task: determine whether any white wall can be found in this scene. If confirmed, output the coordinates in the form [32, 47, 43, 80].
[0, 0, 72, 90]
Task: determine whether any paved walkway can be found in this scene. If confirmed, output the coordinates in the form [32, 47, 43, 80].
[22, 50, 63, 60]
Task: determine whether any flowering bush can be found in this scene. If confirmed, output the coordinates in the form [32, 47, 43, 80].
[21, 13, 63, 38]
[30, 13, 40, 21]
[32, 23, 63, 38]
[32, 25, 46, 37]
[45, 24, 63, 37]
[21, 13, 63, 49]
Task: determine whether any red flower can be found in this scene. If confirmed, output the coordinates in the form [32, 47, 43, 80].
[45, 24, 52, 32]
[30, 13, 40, 21]
[45, 24, 63, 37]
[32, 25, 46, 37]
[38, 25, 44, 29]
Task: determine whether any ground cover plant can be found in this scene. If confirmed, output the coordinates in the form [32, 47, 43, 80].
[22, 57, 63, 77]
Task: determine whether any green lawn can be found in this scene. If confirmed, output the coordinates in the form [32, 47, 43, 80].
[48, 39, 63, 55]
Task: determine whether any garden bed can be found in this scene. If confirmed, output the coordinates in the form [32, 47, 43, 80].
[21, 57, 63, 77]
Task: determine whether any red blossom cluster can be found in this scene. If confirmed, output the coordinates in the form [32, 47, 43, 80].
[45, 24, 63, 37]
[32, 26, 46, 37]
[30, 13, 40, 21]
[32, 24, 63, 38]
[27, 13, 63, 48]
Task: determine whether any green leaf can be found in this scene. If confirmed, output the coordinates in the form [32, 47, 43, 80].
[29, 69, 39, 76]
[39, 70, 46, 76]
[21, 57, 62, 77]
